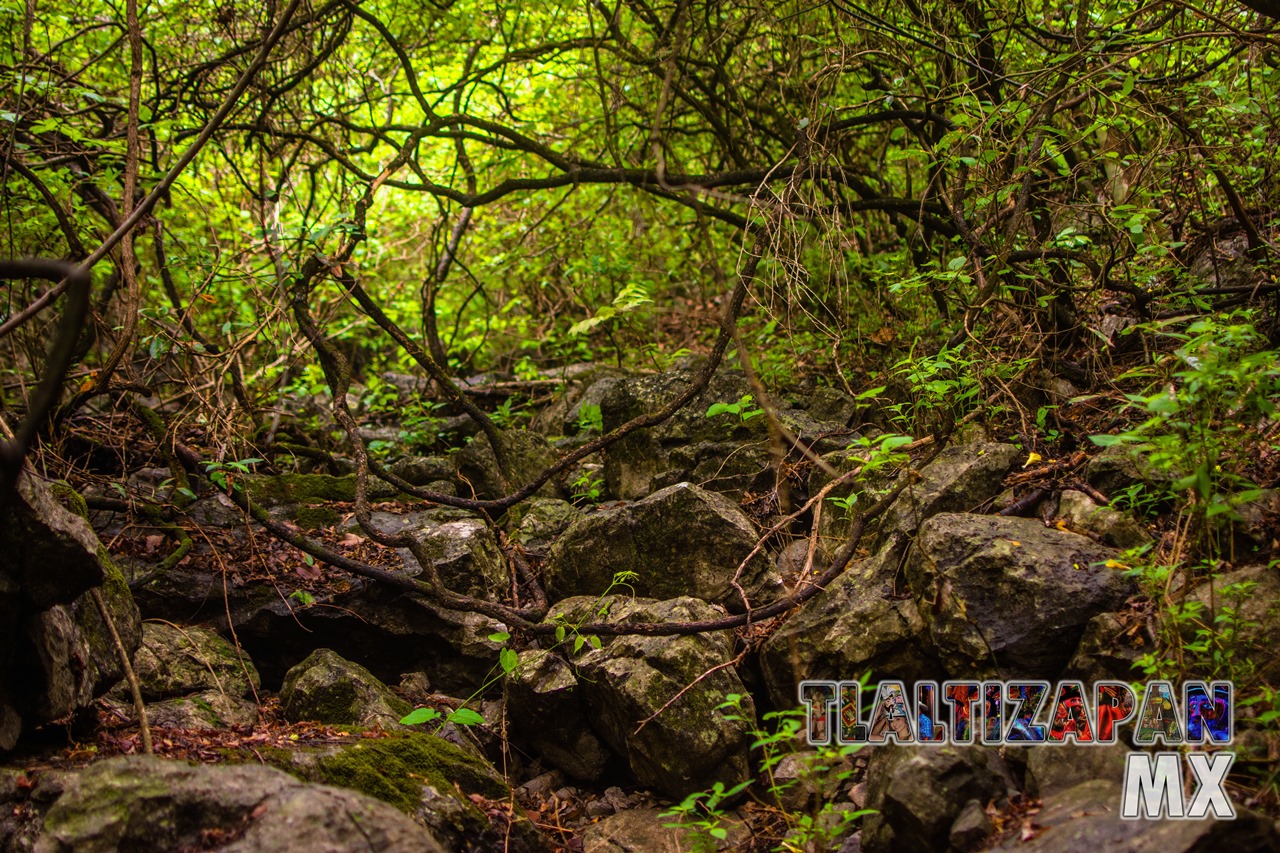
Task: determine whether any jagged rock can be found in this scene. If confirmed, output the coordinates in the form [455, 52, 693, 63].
[759, 547, 938, 710]
[269, 731, 550, 853]
[1186, 565, 1280, 682]
[387, 455, 455, 486]
[143, 690, 259, 729]
[1232, 489, 1280, 557]
[860, 744, 1010, 853]
[1, 474, 140, 751]
[1056, 489, 1152, 550]
[543, 482, 779, 610]
[995, 779, 1277, 851]
[582, 807, 750, 853]
[1084, 444, 1172, 498]
[455, 429, 562, 500]
[811, 441, 1021, 558]
[24, 754, 446, 852]
[279, 648, 411, 728]
[1060, 611, 1151, 684]
[597, 364, 764, 500]
[907, 513, 1134, 679]
[1023, 742, 1130, 798]
[409, 518, 508, 601]
[531, 364, 628, 437]
[949, 799, 995, 852]
[128, 622, 259, 701]
[654, 440, 775, 502]
[504, 649, 609, 781]
[510, 498, 583, 553]
[548, 596, 754, 799]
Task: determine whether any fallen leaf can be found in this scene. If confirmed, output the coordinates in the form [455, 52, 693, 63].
[870, 326, 895, 344]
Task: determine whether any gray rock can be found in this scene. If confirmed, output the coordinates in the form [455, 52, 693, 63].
[907, 513, 1134, 679]
[949, 798, 994, 852]
[1, 474, 140, 751]
[544, 482, 779, 611]
[598, 364, 764, 500]
[511, 499, 583, 553]
[128, 622, 259, 701]
[759, 547, 937, 711]
[410, 518, 509, 601]
[143, 690, 260, 729]
[455, 429, 562, 500]
[1056, 489, 1152, 550]
[31, 755, 446, 852]
[997, 779, 1277, 851]
[279, 648, 412, 728]
[504, 649, 610, 781]
[860, 744, 1009, 853]
[387, 455, 455, 486]
[1186, 565, 1280, 682]
[548, 596, 754, 799]
[1023, 742, 1130, 798]
[1061, 611, 1150, 685]
[582, 807, 750, 853]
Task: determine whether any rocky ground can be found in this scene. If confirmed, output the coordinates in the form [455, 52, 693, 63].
[2, 359, 1278, 852]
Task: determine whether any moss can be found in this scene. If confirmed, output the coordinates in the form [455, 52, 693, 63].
[246, 473, 360, 505]
[315, 732, 508, 812]
[291, 505, 341, 529]
[48, 481, 90, 519]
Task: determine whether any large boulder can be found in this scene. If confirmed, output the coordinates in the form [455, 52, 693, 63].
[130, 622, 259, 701]
[996, 779, 1276, 851]
[597, 364, 765, 500]
[0, 475, 140, 751]
[279, 648, 411, 728]
[907, 513, 1134, 679]
[503, 649, 610, 781]
[18, 755, 446, 852]
[271, 731, 551, 853]
[860, 744, 1011, 853]
[408, 518, 509, 600]
[759, 547, 938, 710]
[543, 482, 779, 610]
[810, 440, 1021, 558]
[549, 596, 755, 799]
[454, 429, 562, 500]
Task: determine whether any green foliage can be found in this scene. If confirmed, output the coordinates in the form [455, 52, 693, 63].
[663, 694, 872, 852]
[1092, 315, 1280, 544]
[706, 394, 764, 423]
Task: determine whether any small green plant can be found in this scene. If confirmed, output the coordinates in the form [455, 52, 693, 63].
[491, 396, 530, 429]
[664, 694, 873, 852]
[205, 457, 262, 490]
[287, 589, 315, 607]
[575, 403, 604, 435]
[706, 394, 764, 422]
[570, 470, 605, 504]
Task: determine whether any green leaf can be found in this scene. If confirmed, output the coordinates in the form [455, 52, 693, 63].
[500, 648, 519, 673]
[488, 631, 511, 643]
[447, 708, 485, 726]
[399, 707, 442, 726]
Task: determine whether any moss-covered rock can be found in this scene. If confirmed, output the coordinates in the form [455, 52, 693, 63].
[509, 498, 583, 552]
[269, 732, 550, 853]
[34, 754, 445, 852]
[244, 473, 399, 507]
[544, 482, 780, 611]
[127, 622, 259, 701]
[454, 429, 562, 501]
[279, 648, 411, 728]
[546, 595, 754, 799]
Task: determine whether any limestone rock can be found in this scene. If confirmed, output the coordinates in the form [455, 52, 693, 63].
[129, 622, 259, 701]
[759, 547, 938, 710]
[548, 596, 754, 799]
[544, 482, 779, 611]
[860, 744, 1010, 853]
[279, 648, 411, 728]
[504, 649, 609, 781]
[996, 779, 1277, 851]
[907, 513, 1134, 679]
[30, 755, 446, 852]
